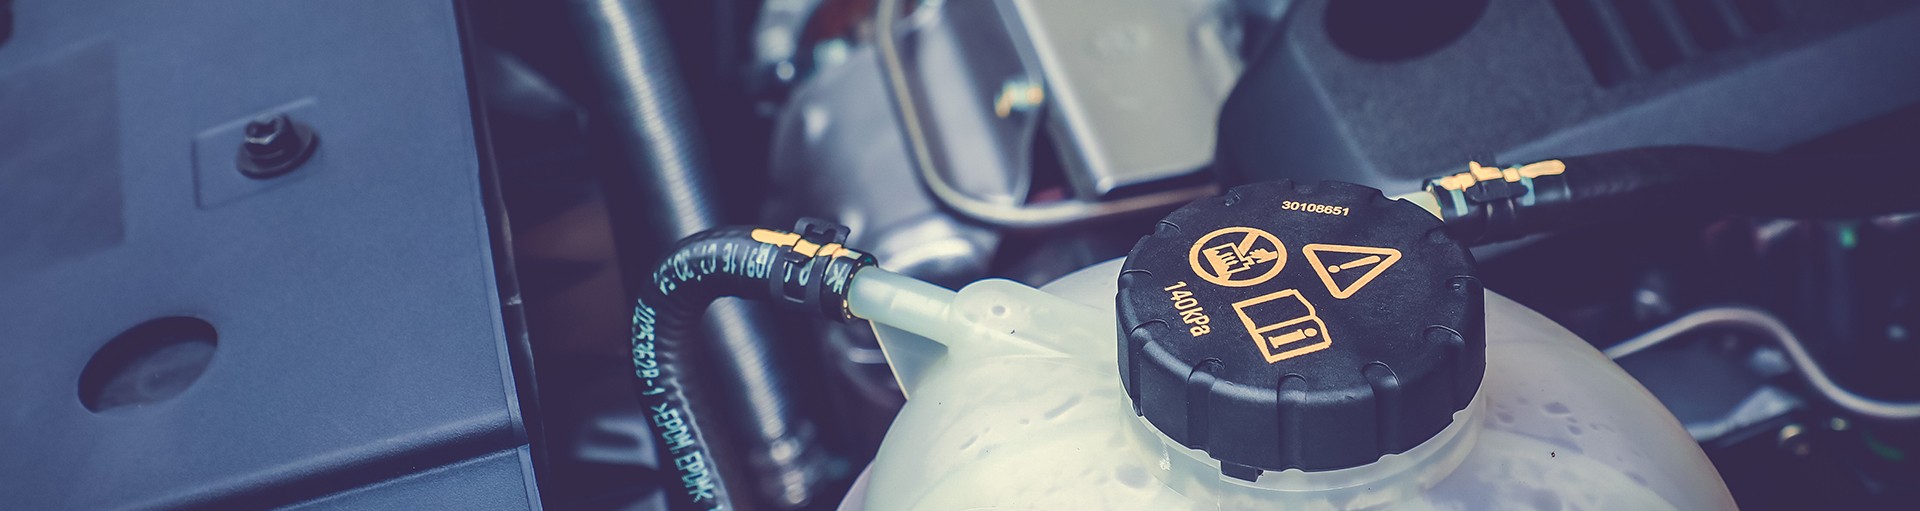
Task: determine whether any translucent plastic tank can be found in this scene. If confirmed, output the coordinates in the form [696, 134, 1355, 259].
[841, 261, 1736, 510]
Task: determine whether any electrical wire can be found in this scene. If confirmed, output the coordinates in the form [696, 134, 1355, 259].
[1606, 306, 1920, 421]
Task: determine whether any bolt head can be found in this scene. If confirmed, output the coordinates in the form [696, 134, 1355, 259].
[1777, 423, 1813, 456]
[244, 115, 289, 147]
[235, 113, 317, 179]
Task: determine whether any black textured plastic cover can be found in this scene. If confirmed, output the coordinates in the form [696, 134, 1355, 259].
[1117, 180, 1483, 475]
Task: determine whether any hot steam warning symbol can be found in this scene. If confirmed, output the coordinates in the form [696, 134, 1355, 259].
[1188, 227, 1287, 288]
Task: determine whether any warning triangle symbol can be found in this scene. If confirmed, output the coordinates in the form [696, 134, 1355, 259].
[1301, 244, 1403, 299]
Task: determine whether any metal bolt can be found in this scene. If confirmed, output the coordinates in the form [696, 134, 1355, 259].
[1778, 423, 1812, 457]
[235, 113, 319, 179]
[244, 116, 285, 144]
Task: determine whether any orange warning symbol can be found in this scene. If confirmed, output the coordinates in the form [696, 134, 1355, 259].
[1301, 244, 1402, 299]
[1232, 289, 1332, 363]
[1188, 227, 1287, 288]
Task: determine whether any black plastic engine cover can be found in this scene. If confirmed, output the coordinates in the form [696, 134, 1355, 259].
[1218, 0, 1920, 192]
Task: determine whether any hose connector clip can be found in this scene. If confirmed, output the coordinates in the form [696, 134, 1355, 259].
[758, 218, 876, 321]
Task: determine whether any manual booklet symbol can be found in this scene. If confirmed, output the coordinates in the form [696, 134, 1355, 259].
[1232, 289, 1332, 363]
[1302, 244, 1402, 299]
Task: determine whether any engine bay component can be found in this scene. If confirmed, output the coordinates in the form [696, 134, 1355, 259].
[837, 180, 1734, 509]
[7, 0, 1918, 509]
[1002, 0, 1240, 198]
[1118, 180, 1480, 475]
[1610, 306, 1920, 421]
[1418, 146, 1920, 244]
[872, 0, 1225, 227]
[233, 113, 320, 179]
[625, 220, 876, 511]
[1217, 0, 1920, 193]
[566, 0, 848, 507]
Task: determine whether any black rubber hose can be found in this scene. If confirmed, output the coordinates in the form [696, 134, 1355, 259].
[566, 0, 840, 508]
[631, 224, 874, 511]
[1427, 146, 1920, 244]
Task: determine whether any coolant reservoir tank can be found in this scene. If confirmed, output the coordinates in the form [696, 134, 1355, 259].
[845, 181, 1735, 510]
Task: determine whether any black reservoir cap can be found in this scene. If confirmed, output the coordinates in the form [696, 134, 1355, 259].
[1117, 180, 1483, 478]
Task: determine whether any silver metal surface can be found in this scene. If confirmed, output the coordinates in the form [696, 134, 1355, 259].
[766, 42, 1000, 284]
[1007, 0, 1242, 197]
[875, 0, 1219, 228]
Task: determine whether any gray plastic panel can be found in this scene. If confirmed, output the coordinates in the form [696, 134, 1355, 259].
[285, 448, 539, 511]
[0, 0, 528, 509]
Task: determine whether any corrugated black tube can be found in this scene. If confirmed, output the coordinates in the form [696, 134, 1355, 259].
[566, 0, 720, 237]
[631, 225, 874, 511]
